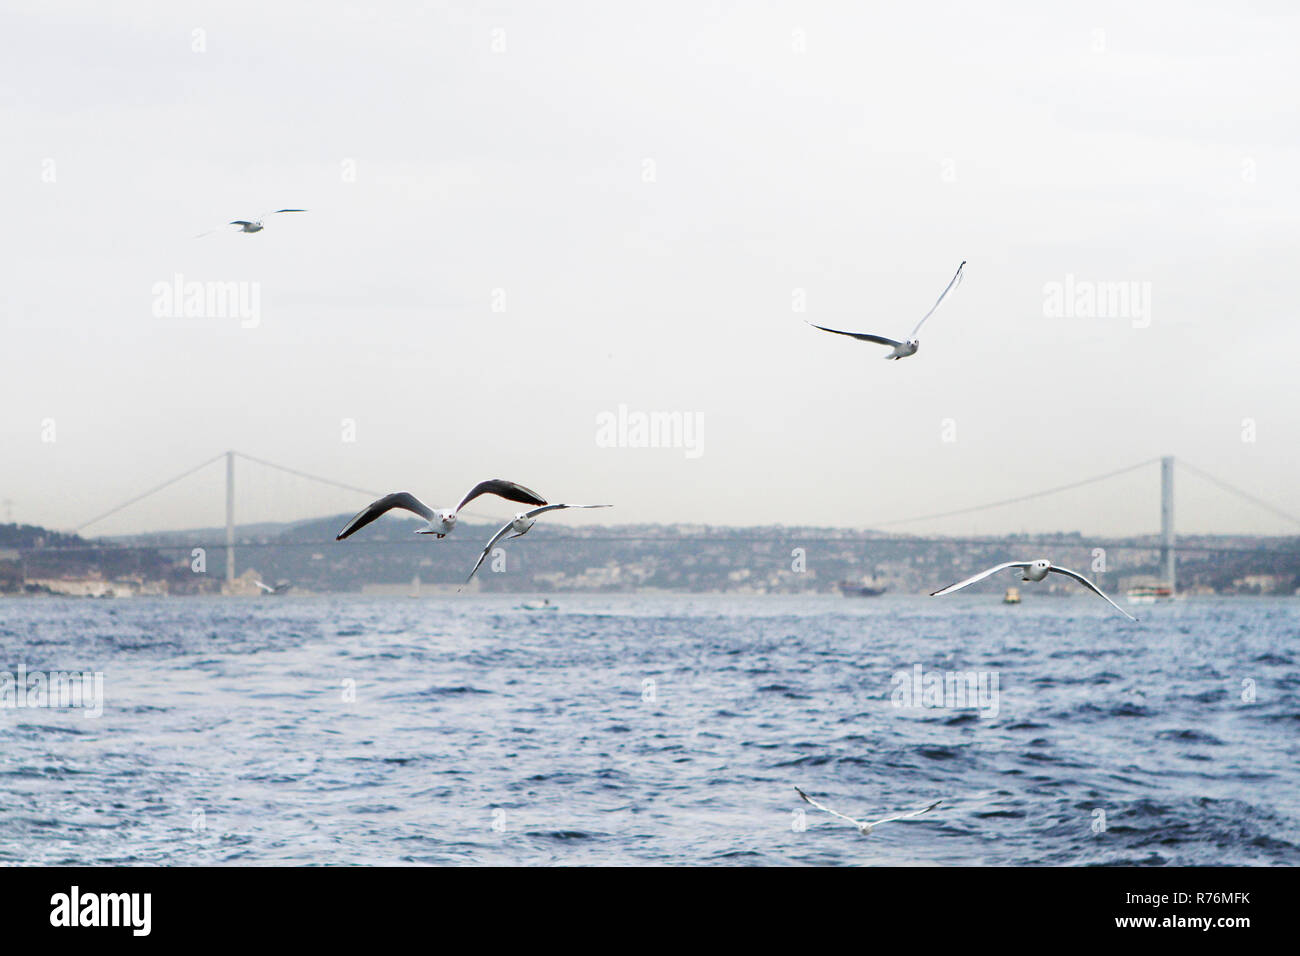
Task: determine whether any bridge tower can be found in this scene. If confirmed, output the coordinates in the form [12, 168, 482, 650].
[1160, 455, 1175, 593]
[226, 452, 236, 587]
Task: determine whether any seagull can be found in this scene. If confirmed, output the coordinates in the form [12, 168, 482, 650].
[335, 480, 547, 541]
[461, 504, 612, 588]
[795, 788, 942, 837]
[930, 558, 1137, 621]
[196, 209, 307, 237]
[807, 260, 966, 360]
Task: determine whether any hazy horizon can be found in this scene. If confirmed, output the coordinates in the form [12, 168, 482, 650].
[5, 2, 1299, 540]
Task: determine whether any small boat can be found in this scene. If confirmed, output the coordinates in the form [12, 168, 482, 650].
[836, 581, 886, 598]
[1126, 585, 1173, 605]
[1003, 587, 1021, 604]
[519, 598, 557, 611]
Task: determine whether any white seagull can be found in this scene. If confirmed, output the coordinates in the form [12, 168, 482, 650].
[930, 558, 1137, 621]
[795, 788, 942, 837]
[196, 208, 307, 237]
[461, 504, 612, 588]
[336, 480, 547, 541]
[807, 260, 966, 360]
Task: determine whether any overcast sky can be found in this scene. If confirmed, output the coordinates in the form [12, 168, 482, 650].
[4, 1, 1299, 539]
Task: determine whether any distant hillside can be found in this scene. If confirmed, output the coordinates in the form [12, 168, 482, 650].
[105, 516, 1300, 596]
[0, 523, 86, 549]
[0, 522, 178, 592]
[4, 518, 1296, 596]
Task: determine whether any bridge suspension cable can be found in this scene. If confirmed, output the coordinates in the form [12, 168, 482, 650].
[233, 452, 380, 499]
[1178, 460, 1300, 528]
[68, 451, 1300, 544]
[871, 457, 1162, 528]
[74, 453, 227, 532]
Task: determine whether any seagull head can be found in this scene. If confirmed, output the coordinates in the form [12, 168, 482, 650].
[858, 824, 874, 837]
[414, 510, 457, 534]
[1023, 558, 1052, 580]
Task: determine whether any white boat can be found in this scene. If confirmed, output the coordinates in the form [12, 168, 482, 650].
[519, 598, 557, 611]
[1126, 585, 1174, 605]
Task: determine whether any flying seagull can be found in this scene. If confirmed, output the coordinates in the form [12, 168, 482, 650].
[335, 480, 547, 541]
[196, 209, 307, 237]
[807, 260, 966, 360]
[930, 558, 1137, 621]
[795, 788, 942, 837]
[461, 504, 612, 588]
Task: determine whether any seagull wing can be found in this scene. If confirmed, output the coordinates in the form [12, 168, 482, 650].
[908, 260, 966, 339]
[930, 561, 1029, 597]
[455, 479, 547, 513]
[865, 799, 943, 828]
[463, 519, 517, 586]
[795, 787, 865, 828]
[1048, 565, 1138, 621]
[461, 505, 610, 587]
[197, 221, 242, 237]
[523, 503, 613, 519]
[254, 580, 273, 593]
[268, 208, 307, 215]
[805, 323, 901, 348]
[336, 492, 435, 540]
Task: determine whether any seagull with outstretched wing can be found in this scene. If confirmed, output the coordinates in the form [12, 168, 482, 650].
[807, 260, 966, 360]
[336, 479, 548, 541]
[795, 787, 942, 836]
[197, 208, 307, 237]
[461, 503, 612, 589]
[930, 558, 1137, 621]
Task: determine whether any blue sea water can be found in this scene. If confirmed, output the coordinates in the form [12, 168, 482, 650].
[0, 594, 1297, 866]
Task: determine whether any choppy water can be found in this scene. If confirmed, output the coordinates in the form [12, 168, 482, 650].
[1, 594, 1297, 865]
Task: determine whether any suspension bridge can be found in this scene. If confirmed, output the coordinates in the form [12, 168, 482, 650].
[30, 450, 1299, 594]
[69, 450, 383, 587]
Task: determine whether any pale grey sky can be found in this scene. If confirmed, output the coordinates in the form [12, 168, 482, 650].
[4, 1, 1299, 539]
